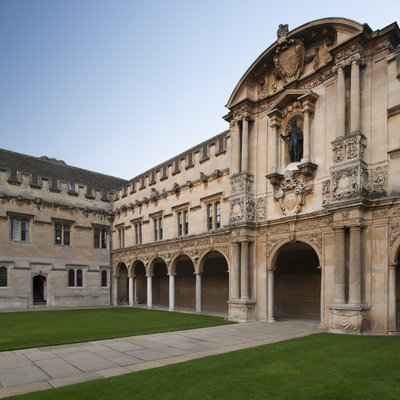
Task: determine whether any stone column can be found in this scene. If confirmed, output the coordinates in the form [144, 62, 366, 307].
[146, 274, 153, 309]
[336, 64, 345, 136]
[240, 241, 249, 300]
[333, 227, 346, 304]
[350, 58, 361, 133]
[241, 115, 249, 172]
[231, 242, 240, 300]
[267, 110, 281, 173]
[349, 225, 362, 304]
[128, 275, 135, 306]
[267, 267, 275, 323]
[388, 263, 397, 332]
[231, 119, 241, 174]
[195, 272, 202, 312]
[168, 273, 175, 312]
[113, 275, 119, 305]
[302, 106, 311, 163]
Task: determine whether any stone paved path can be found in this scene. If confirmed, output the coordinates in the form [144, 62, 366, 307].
[0, 320, 320, 398]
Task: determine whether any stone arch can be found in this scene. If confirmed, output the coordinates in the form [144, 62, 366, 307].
[131, 259, 147, 305]
[115, 262, 129, 305]
[199, 250, 229, 314]
[389, 237, 400, 331]
[150, 257, 169, 308]
[173, 254, 196, 311]
[32, 274, 47, 305]
[271, 240, 321, 321]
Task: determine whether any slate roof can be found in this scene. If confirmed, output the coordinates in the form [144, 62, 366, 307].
[0, 148, 127, 193]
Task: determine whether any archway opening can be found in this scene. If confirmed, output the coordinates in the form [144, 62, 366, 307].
[133, 261, 147, 305]
[274, 241, 320, 320]
[33, 275, 46, 305]
[175, 255, 195, 310]
[117, 263, 128, 305]
[201, 251, 229, 315]
[396, 252, 400, 330]
[152, 259, 169, 308]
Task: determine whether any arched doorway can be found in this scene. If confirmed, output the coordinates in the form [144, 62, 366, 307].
[152, 258, 169, 308]
[133, 261, 147, 305]
[201, 251, 229, 315]
[175, 255, 195, 311]
[33, 275, 46, 305]
[117, 263, 128, 305]
[274, 241, 321, 320]
[396, 252, 400, 330]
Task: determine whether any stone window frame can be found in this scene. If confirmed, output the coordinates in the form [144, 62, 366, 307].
[131, 219, 143, 246]
[0, 265, 8, 287]
[8, 212, 32, 242]
[100, 268, 108, 288]
[93, 225, 108, 249]
[67, 266, 86, 288]
[53, 219, 73, 246]
[151, 212, 164, 242]
[173, 204, 189, 238]
[115, 223, 125, 249]
[201, 193, 223, 232]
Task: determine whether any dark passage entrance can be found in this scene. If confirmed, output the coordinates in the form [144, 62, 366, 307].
[33, 275, 46, 305]
[274, 242, 320, 320]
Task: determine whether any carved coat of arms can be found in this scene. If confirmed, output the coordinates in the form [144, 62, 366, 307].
[273, 38, 305, 83]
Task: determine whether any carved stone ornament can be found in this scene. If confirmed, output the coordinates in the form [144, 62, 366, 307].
[230, 173, 254, 194]
[274, 168, 312, 216]
[273, 37, 305, 83]
[331, 133, 367, 164]
[329, 309, 367, 332]
[368, 165, 388, 198]
[322, 179, 331, 205]
[229, 197, 256, 223]
[389, 223, 400, 246]
[256, 197, 267, 221]
[331, 164, 368, 201]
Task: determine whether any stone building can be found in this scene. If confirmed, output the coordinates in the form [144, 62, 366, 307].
[0, 149, 126, 308]
[1, 17, 400, 334]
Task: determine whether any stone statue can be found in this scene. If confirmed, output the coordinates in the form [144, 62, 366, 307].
[280, 119, 303, 163]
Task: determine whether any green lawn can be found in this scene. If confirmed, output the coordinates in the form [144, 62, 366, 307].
[7, 333, 400, 400]
[0, 307, 233, 351]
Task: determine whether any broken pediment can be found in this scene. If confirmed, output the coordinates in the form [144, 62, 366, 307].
[226, 18, 364, 109]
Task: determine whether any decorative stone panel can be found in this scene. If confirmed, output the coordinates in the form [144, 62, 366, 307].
[331, 133, 367, 163]
[230, 172, 254, 194]
[329, 307, 368, 333]
[228, 301, 256, 322]
[229, 197, 256, 223]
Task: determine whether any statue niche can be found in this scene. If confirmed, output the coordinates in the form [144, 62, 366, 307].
[280, 118, 303, 163]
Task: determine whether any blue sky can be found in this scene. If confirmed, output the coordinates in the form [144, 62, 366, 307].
[1, 0, 399, 179]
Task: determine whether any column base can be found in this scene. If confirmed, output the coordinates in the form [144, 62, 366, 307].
[329, 303, 369, 333]
[228, 299, 256, 322]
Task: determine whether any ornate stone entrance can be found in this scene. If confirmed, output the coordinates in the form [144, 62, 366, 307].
[273, 242, 321, 320]
[32, 275, 46, 305]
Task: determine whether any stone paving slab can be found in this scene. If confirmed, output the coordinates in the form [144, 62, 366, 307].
[0, 320, 319, 399]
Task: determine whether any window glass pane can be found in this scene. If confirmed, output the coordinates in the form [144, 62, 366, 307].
[216, 202, 221, 229]
[184, 211, 189, 235]
[63, 225, 70, 245]
[159, 219, 163, 240]
[101, 270, 107, 287]
[21, 220, 29, 241]
[101, 230, 107, 248]
[0, 267, 7, 287]
[154, 219, 158, 241]
[11, 219, 19, 241]
[207, 204, 213, 231]
[55, 223, 62, 244]
[139, 224, 142, 244]
[76, 269, 83, 287]
[68, 269, 75, 286]
[177, 212, 182, 237]
[94, 229, 100, 248]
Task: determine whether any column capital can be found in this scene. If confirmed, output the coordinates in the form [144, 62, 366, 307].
[389, 262, 398, 269]
[146, 274, 154, 278]
[167, 272, 176, 276]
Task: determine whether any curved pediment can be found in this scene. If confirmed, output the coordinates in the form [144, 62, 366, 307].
[226, 17, 366, 110]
